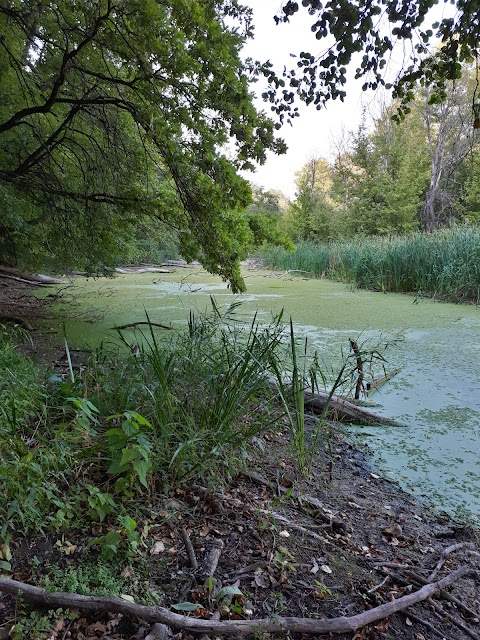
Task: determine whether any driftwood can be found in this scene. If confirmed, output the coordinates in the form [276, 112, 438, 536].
[0, 266, 67, 285]
[115, 267, 172, 274]
[304, 390, 403, 427]
[366, 369, 400, 395]
[0, 567, 471, 636]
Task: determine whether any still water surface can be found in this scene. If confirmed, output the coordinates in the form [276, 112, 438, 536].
[58, 269, 480, 523]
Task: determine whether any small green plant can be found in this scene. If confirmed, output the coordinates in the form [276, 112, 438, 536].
[313, 579, 334, 600]
[106, 411, 153, 490]
[85, 485, 117, 522]
[273, 545, 296, 573]
[88, 515, 141, 560]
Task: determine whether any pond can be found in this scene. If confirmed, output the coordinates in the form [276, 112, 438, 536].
[54, 267, 480, 524]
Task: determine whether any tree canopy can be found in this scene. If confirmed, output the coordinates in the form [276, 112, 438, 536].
[266, 0, 480, 123]
[2, 1, 479, 289]
[0, 0, 286, 290]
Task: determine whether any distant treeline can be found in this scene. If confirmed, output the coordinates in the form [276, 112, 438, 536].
[261, 226, 480, 304]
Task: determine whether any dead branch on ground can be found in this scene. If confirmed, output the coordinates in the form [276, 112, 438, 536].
[0, 567, 472, 636]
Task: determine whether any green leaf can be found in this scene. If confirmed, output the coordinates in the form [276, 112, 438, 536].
[132, 459, 149, 487]
[171, 602, 201, 611]
[122, 516, 137, 534]
[215, 586, 243, 601]
[0, 560, 12, 572]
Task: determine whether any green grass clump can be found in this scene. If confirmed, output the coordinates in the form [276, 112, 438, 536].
[0, 302, 312, 549]
[0, 328, 44, 428]
[261, 225, 480, 303]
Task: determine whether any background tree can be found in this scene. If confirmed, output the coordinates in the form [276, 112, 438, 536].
[340, 108, 430, 235]
[283, 156, 337, 241]
[0, 0, 286, 290]
[418, 72, 479, 230]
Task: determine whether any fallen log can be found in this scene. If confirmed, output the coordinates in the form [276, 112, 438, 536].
[115, 267, 172, 274]
[0, 567, 471, 636]
[0, 266, 67, 285]
[304, 390, 403, 427]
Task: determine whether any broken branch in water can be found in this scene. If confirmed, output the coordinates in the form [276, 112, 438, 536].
[112, 321, 172, 331]
[366, 369, 400, 395]
[0, 567, 472, 636]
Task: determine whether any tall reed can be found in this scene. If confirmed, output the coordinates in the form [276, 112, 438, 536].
[261, 225, 480, 303]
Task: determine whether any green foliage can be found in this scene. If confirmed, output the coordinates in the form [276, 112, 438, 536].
[0, 329, 44, 429]
[89, 515, 141, 561]
[0, 303, 315, 544]
[340, 111, 429, 236]
[283, 158, 338, 242]
[0, 1, 286, 290]
[106, 412, 153, 489]
[43, 561, 128, 597]
[265, 0, 479, 123]
[262, 225, 480, 303]
[461, 149, 480, 223]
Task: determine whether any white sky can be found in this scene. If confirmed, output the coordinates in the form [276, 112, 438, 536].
[240, 2, 369, 199]
[240, 1, 453, 199]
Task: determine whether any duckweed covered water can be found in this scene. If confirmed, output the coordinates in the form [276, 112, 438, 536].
[55, 269, 480, 523]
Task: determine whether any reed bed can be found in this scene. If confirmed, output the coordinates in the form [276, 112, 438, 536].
[261, 226, 480, 303]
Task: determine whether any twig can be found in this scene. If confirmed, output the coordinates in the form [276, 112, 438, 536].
[428, 542, 467, 581]
[255, 508, 328, 542]
[180, 527, 198, 570]
[372, 561, 415, 570]
[367, 575, 390, 594]
[112, 321, 172, 331]
[406, 570, 480, 620]
[387, 567, 480, 621]
[404, 611, 455, 640]
[241, 469, 348, 532]
[227, 560, 271, 579]
[0, 567, 472, 636]
[429, 598, 480, 640]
